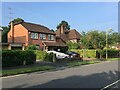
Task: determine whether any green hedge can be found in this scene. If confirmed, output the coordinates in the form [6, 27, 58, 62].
[34, 50, 54, 62]
[2, 50, 36, 67]
[70, 49, 96, 58]
[34, 50, 47, 61]
[97, 49, 120, 58]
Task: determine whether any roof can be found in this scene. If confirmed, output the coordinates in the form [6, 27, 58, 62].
[21, 22, 55, 34]
[55, 29, 82, 42]
[69, 29, 82, 40]
[43, 41, 66, 47]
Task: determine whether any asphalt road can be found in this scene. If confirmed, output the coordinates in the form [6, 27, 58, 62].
[2, 60, 119, 89]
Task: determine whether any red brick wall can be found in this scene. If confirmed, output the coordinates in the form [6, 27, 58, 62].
[8, 24, 29, 46]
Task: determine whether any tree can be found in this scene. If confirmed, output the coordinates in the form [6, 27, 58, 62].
[56, 20, 70, 30]
[10, 18, 24, 24]
[2, 26, 10, 43]
[66, 41, 80, 50]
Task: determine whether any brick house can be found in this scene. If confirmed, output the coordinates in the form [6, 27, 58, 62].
[55, 24, 82, 43]
[8, 21, 66, 51]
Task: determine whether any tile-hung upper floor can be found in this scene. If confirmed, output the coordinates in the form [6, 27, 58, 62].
[30, 32, 55, 41]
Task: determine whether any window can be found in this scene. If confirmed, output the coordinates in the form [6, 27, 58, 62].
[40, 33, 46, 39]
[31, 33, 38, 39]
[48, 34, 54, 40]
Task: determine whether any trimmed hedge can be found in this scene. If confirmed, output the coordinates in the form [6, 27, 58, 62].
[34, 50, 54, 62]
[70, 49, 96, 58]
[34, 50, 47, 61]
[2, 50, 36, 67]
[97, 49, 120, 58]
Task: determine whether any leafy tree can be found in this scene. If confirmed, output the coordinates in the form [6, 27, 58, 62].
[57, 20, 70, 30]
[2, 26, 10, 43]
[66, 41, 80, 50]
[10, 18, 24, 24]
[50, 29, 55, 32]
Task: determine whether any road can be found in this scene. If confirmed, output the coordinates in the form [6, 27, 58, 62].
[2, 60, 119, 89]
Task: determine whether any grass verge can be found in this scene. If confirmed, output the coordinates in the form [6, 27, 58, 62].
[67, 61, 100, 67]
[107, 58, 120, 61]
[2, 66, 54, 77]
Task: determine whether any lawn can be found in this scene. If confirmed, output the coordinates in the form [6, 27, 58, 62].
[2, 66, 54, 77]
[107, 58, 120, 61]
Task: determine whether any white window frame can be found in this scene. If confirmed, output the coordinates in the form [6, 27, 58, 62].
[48, 34, 54, 40]
[31, 32, 38, 39]
[40, 33, 46, 39]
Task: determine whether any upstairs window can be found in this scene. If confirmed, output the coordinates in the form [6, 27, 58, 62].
[31, 32, 38, 39]
[40, 33, 46, 39]
[48, 34, 54, 40]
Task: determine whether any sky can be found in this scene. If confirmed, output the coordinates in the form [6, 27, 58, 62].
[2, 2, 118, 33]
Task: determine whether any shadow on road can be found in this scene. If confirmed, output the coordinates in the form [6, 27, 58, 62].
[26, 71, 119, 89]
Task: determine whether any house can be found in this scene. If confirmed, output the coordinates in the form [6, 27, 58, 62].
[55, 24, 82, 43]
[8, 21, 66, 51]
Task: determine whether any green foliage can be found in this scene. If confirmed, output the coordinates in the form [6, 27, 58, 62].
[26, 45, 39, 50]
[80, 30, 120, 49]
[10, 18, 24, 24]
[34, 50, 55, 62]
[97, 49, 120, 58]
[34, 50, 47, 60]
[57, 20, 70, 30]
[71, 49, 96, 58]
[2, 26, 10, 43]
[44, 53, 54, 62]
[2, 50, 36, 67]
[66, 41, 80, 50]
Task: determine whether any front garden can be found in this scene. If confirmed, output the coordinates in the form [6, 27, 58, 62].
[1, 48, 119, 77]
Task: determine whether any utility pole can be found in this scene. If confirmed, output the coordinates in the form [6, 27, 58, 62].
[106, 29, 108, 60]
[106, 28, 112, 60]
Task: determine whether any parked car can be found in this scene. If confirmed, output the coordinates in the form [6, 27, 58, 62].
[47, 51, 69, 59]
[65, 51, 80, 58]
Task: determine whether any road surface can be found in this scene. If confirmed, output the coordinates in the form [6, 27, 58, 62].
[2, 60, 119, 89]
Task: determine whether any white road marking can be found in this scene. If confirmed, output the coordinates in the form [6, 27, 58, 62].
[100, 79, 120, 90]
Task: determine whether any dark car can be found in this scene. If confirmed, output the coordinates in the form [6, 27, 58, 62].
[65, 51, 80, 58]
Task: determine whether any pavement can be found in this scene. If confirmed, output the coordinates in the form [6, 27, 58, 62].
[2, 60, 120, 89]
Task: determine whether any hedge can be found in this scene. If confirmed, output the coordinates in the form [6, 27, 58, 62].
[97, 49, 120, 58]
[34, 50, 47, 61]
[70, 49, 96, 58]
[71, 49, 120, 59]
[34, 50, 54, 62]
[2, 50, 36, 67]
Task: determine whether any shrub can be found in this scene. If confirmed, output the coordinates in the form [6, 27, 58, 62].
[97, 49, 120, 58]
[70, 49, 96, 58]
[26, 45, 39, 50]
[34, 50, 47, 61]
[44, 53, 54, 62]
[2, 50, 36, 67]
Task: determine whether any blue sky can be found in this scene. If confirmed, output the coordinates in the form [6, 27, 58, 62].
[2, 2, 118, 33]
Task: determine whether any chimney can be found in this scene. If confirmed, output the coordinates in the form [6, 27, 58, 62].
[11, 22, 14, 43]
[60, 25, 64, 34]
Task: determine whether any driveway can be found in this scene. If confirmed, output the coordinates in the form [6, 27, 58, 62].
[2, 60, 119, 89]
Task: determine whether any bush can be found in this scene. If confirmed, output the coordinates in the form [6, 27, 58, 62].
[70, 49, 96, 58]
[26, 45, 39, 50]
[44, 53, 54, 62]
[2, 50, 36, 67]
[97, 49, 120, 58]
[34, 50, 47, 61]
[34, 50, 55, 62]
